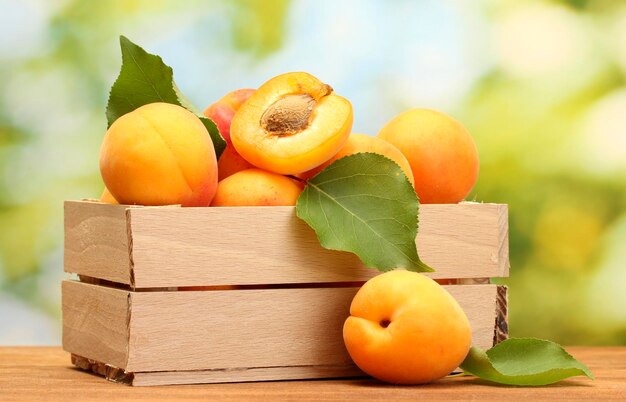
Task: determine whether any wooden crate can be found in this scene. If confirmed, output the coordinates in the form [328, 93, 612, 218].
[62, 200, 509, 386]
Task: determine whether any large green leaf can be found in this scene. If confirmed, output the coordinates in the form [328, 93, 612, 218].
[106, 36, 226, 158]
[460, 338, 594, 386]
[296, 153, 433, 272]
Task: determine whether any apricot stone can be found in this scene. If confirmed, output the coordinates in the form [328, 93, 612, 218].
[299, 133, 415, 185]
[378, 109, 479, 204]
[231, 72, 352, 175]
[100, 103, 218, 206]
[343, 270, 471, 384]
[210, 168, 303, 207]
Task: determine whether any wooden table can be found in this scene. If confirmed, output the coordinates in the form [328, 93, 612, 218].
[0, 347, 624, 401]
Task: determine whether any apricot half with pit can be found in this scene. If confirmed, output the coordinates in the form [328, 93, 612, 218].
[230, 72, 353, 175]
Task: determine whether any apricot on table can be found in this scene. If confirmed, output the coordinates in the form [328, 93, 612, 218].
[343, 270, 471, 385]
[203, 89, 256, 180]
[377, 109, 479, 204]
[210, 168, 303, 207]
[230, 72, 352, 175]
[298, 133, 415, 185]
[100, 102, 218, 206]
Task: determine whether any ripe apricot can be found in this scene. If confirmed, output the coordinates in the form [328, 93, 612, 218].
[230, 72, 352, 175]
[298, 133, 415, 185]
[210, 168, 303, 206]
[100, 103, 218, 206]
[203, 89, 255, 180]
[215, 143, 254, 181]
[99, 187, 118, 204]
[343, 270, 471, 384]
[377, 109, 479, 204]
[203, 89, 255, 143]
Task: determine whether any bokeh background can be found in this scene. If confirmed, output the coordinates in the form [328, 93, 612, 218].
[1, 0, 625, 345]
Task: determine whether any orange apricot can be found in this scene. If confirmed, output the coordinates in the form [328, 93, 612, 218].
[203, 88, 255, 143]
[210, 168, 303, 206]
[298, 133, 415, 185]
[100, 103, 218, 206]
[203, 89, 256, 180]
[99, 187, 118, 204]
[216, 143, 254, 181]
[343, 270, 471, 384]
[230, 72, 352, 175]
[378, 109, 479, 204]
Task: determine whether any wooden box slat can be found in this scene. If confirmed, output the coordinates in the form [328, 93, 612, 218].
[64, 201, 509, 288]
[62, 280, 505, 377]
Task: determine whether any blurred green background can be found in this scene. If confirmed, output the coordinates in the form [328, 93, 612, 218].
[1, 0, 625, 345]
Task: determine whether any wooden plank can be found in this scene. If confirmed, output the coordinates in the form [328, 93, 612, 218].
[64, 200, 132, 285]
[125, 287, 357, 372]
[0, 346, 611, 400]
[66, 285, 505, 386]
[122, 284, 501, 373]
[128, 203, 508, 288]
[61, 280, 130, 369]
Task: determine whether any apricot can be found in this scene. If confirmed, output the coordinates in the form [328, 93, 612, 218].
[230, 72, 352, 175]
[298, 134, 415, 185]
[203, 89, 255, 180]
[100, 102, 218, 206]
[203, 89, 255, 143]
[343, 270, 471, 384]
[377, 109, 479, 204]
[215, 143, 254, 181]
[210, 168, 303, 206]
[99, 188, 118, 204]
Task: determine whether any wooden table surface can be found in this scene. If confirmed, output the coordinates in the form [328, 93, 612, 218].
[0, 347, 624, 401]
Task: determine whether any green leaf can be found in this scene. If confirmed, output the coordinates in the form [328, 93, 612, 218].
[296, 153, 433, 272]
[460, 338, 594, 386]
[106, 35, 226, 158]
[198, 116, 224, 157]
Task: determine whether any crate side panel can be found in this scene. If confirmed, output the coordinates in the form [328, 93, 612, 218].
[129, 204, 508, 288]
[62, 280, 130, 369]
[125, 284, 500, 372]
[64, 201, 131, 284]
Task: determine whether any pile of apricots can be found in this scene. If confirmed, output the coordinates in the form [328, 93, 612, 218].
[98, 71, 479, 385]
[99, 72, 479, 207]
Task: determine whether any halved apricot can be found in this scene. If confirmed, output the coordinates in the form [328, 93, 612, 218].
[230, 72, 352, 175]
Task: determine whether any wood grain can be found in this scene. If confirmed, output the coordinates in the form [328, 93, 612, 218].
[0, 347, 618, 401]
[64, 201, 509, 288]
[61, 281, 503, 381]
[64, 201, 131, 284]
[61, 281, 130, 369]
